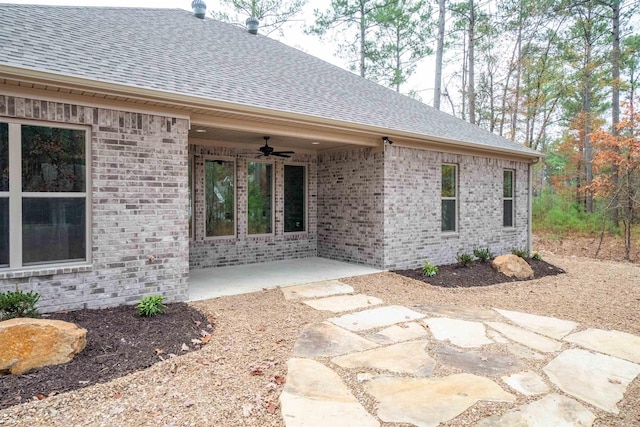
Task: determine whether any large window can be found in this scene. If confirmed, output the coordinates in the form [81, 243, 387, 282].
[1, 121, 89, 269]
[284, 165, 306, 233]
[503, 170, 514, 227]
[441, 164, 457, 232]
[205, 158, 235, 237]
[247, 162, 273, 235]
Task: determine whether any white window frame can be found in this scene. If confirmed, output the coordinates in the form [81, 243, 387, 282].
[247, 160, 275, 236]
[1, 119, 91, 271]
[503, 169, 515, 228]
[204, 156, 236, 240]
[441, 163, 458, 233]
[283, 163, 307, 234]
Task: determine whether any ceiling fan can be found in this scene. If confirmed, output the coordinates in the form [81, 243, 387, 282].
[257, 136, 294, 158]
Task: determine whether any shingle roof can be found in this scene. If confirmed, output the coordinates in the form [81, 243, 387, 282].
[0, 4, 539, 156]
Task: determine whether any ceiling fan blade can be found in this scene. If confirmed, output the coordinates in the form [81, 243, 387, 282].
[272, 151, 295, 155]
[273, 153, 291, 158]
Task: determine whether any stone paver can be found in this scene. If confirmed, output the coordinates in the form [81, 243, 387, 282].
[502, 371, 549, 396]
[477, 394, 595, 427]
[435, 344, 523, 376]
[281, 299, 640, 426]
[302, 294, 383, 313]
[282, 280, 353, 301]
[543, 349, 640, 413]
[363, 373, 515, 427]
[494, 308, 578, 339]
[292, 321, 378, 358]
[564, 328, 640, 364]
[368, 321, 428, 344]
[414, 303, 503, 322]
[328, 305, 425, 332]
[425, 317, 493, 348]
[487, 322, 562, 353]
[280, 358, 379, 427]
[332, 340, 435, 376]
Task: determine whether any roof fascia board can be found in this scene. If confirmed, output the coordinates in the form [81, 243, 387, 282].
[0, 81, 191, 120]
[1, 65, 542, 161]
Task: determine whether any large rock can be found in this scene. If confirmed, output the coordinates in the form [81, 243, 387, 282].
[492, 254, 534, 280]
[0, 318, 87, 375]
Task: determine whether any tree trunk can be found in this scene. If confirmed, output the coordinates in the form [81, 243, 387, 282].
[359, 0, 366, 78]
[610, 0, 621, 227]
[434, 0, 446, 109]
[468, 0, 476, 125]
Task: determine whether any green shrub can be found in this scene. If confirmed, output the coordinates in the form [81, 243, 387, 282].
[532, 252, 542, 261]
[532, 190, 606, 236]
[0, 288, 40, 320]
[456, 252, 475, 267]
[422, 261, 438, 277]
[511, 247, 530, 258]
[473, 247, 493, 262]
[137, 295, 166, 317]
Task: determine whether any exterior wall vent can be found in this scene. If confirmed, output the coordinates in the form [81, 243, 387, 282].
[191, 0, 206, 19]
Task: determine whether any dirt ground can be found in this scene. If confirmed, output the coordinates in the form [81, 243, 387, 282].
[0, 239, 639, 426]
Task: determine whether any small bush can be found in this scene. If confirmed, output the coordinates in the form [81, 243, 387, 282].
[456, 252, 475, 267]
[422, 261, 438, 277]
[0, 288, 40, 320]
[511, 247, 530, 258]
[473, 247, 493, 262]
[137, 295, 166, 317]
[532, 252, 542, 261]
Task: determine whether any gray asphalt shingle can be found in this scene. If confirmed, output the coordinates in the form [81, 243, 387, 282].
[1, 4, 538, 156]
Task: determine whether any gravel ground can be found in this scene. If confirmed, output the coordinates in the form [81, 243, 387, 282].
[0, 252, 638, 427]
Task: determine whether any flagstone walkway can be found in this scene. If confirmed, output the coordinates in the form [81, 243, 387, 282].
[279, 280, 640, 426]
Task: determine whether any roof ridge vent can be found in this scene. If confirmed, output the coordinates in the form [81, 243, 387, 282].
[246, 16, 259, 35]
[191, 0, 206, 19]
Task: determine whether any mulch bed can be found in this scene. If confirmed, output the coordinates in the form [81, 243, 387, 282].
[0, 303, 210, 410]
[394, 258, 565, 287]
[1, 259, 564, 411]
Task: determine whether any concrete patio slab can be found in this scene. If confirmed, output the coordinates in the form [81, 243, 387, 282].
[328, 305, 425, 332]
[502, 371, 549, 396]
[368, 322, 428, 344]
[189, 257, 381, 301]
[487, 322, 562, 353]
[564, 328, 640, 364]
[364, 373, 515, 427]
[302, 294, 383, 312]
[282, 280, 354, 301]
[543, 349, 640, 413]
[494, 308, 578, 339]
[280, 358, 379, 427]
[332, 340, 436, 376]
[292, 321, 379, 358]
[477, 394, 595, 427]
[425, 317, 493, 348]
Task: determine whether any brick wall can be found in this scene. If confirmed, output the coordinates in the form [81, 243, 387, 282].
[383, 145, 530, 269]
[0, 95, 189, 312]
[188, 143, 317, 268]
[317, 148, 384, 268]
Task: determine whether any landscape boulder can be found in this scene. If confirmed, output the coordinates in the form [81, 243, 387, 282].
[0, 318, 87, 375]
[492, 254, 534, 280]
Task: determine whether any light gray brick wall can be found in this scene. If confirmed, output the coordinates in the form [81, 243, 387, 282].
[317, 148, 384, 268]
[383, 145, 530, 269]
[188, 143, 317, 268]
[0, 95, 190, 312]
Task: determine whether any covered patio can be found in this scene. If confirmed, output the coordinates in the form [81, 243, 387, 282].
[188, 257, 383, 301]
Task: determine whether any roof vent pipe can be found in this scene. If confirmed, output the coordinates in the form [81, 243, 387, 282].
[246, 16, 259, 34]
[192, 0, 206, 19]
